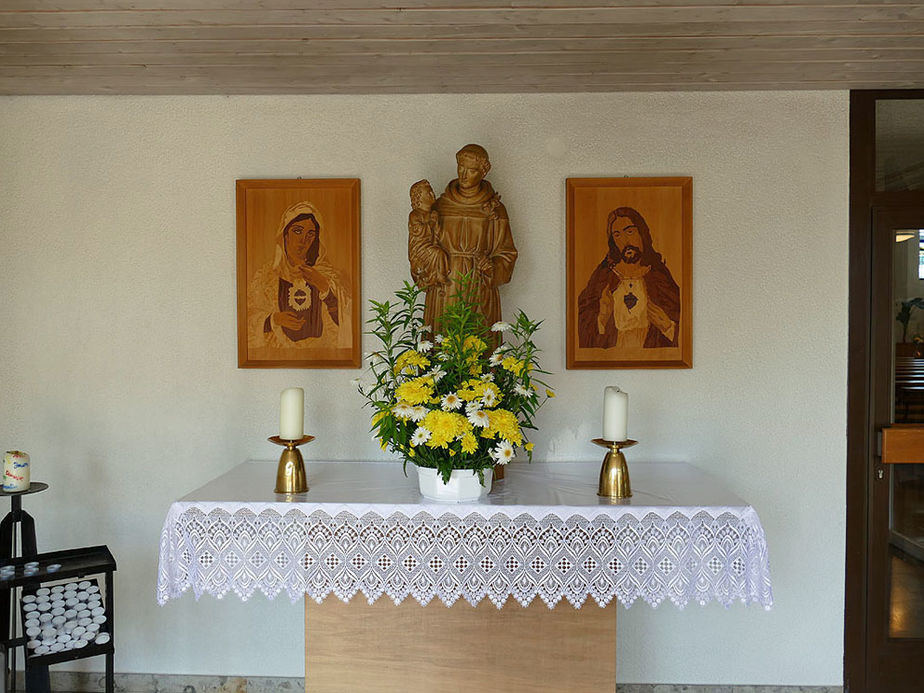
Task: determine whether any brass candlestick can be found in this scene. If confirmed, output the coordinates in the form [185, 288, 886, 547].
[592, 438, 637, 499]
[269, 435, 314, 494]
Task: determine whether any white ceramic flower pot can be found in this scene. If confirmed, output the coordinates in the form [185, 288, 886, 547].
[416, 466, 493, 502]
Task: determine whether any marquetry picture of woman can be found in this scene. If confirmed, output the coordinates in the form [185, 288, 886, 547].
[566, 177, 692, 369]
[237, 179, 360, 368]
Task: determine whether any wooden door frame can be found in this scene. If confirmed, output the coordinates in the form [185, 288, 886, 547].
[845, 89, 924, 692]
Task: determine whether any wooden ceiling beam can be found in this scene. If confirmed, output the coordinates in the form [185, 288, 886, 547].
[1, 76, 919, 97]
[0, 1, 920, 93]
[5, 1, 922, 10]
[3, 6, 924, 29]
[4, 36, 924, 56]
[4, 51, 924, 70]
[1, 21, 923, 43]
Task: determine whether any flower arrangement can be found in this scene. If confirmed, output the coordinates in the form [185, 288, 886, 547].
[356, 276, 553, 484]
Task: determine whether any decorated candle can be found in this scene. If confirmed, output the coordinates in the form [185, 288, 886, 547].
[602, 387, 628, 442]
[3, 450, 31, 492]
[279, 388, 305, 440]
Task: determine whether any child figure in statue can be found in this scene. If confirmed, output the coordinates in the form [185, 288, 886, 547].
[407, 179, 448, 330]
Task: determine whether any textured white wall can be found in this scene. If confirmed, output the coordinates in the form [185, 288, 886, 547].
[0, 92, 848, 685]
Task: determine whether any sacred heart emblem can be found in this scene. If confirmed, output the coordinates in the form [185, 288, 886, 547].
[288, 283, 312, 312]
[623, 292, 638, 310]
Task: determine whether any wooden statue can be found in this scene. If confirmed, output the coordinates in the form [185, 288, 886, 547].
[408, 144, 518, 332]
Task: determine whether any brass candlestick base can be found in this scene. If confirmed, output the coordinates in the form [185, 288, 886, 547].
[592, 438, 637, 499]
[269, 435, 314, 494]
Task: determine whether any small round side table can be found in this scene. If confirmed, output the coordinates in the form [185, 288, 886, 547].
[0, 483, 49, 560]
[0, 482, 50, 693]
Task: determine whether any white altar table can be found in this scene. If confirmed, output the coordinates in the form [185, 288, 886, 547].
[157, 460, 772, 611]
[157, 461, 772, 691]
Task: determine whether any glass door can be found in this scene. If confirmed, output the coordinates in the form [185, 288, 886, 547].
[867, 207, 924, 689]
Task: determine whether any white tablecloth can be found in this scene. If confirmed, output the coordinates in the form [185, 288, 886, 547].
[156, 461, 773, 610]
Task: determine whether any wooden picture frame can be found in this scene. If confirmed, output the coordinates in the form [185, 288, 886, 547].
[566, 177, 692, 369]
[236, 178, 361, 368]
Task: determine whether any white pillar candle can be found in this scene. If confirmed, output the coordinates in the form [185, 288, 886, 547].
[602, 387, 629, 442]
[3, 451, 31, 492]
[279, 388, 305, 440]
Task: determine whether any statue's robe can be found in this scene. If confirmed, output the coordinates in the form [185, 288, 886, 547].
[577, 260, 680, 349]
[410, 180, 517, 331]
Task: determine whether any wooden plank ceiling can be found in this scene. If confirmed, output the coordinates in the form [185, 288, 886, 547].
[1, 1, 923, 94]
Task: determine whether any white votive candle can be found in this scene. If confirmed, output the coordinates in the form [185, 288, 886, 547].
[602, 387, 628, 442]
[279, 388, 305, 440]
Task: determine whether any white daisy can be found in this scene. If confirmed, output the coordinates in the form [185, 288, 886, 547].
[514, 384, 531, 397]
[428, 366, 446, 382]
[467, 408, 490, 428]
[493, 440, 515, 465]
[421, 325, 432, 334]
[434, 334, 444, 343]
[441, 392, 462, 411]
[481, 389, 497, 407]
[417, 340, 433, 353]
[392, 402, 414, 419]
[411, 428, 431, 447]
[437, 351, 450, 361]
[491, 321, 512, 332]
[409, 406, 428, 422]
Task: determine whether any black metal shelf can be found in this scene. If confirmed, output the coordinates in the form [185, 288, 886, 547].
[1, 545, 115, 588]
[24, 640, 113, 667]
[2, 545, 116, 693]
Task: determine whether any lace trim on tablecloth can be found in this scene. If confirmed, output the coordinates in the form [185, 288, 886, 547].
[157, 506, 772, 610]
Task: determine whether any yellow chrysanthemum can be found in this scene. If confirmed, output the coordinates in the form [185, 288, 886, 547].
[393, 350, 430, 375]
[502, 356, 525, 376]
[371, 411, 386, 427]
[460, 432, 478, 454]
[463, 335, 487, 354]
[395, 377, 434, 405]
[421, 411, 470, 448]
[525, 442, 535, 452]
[546, 389, 555, 398]
[485, 408, 523, 446]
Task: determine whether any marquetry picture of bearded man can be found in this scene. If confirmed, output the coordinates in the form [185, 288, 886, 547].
[567, 178, 691, 369]
[578, 207, 679, 350]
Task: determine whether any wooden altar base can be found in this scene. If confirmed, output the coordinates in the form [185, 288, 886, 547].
[305, 598, 617, 692]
